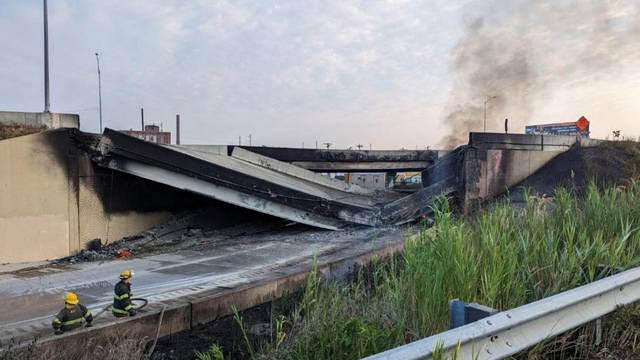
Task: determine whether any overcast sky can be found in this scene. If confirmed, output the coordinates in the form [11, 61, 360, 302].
[1, 1, 639, 148]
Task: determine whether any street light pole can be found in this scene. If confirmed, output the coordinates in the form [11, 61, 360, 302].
[43, 0, 50, 112]
[95, 53, 103, 132]
[483, 96, 497, 132]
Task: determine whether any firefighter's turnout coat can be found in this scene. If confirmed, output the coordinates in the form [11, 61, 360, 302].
[112, 280, 134, 316]
[52, 304, 93, 332]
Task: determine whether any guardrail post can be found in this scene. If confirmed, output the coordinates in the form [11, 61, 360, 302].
[448, 299, 466, 329]
[449, 299, 498, 329]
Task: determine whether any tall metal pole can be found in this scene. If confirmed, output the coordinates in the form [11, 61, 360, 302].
[95, 53, 103, 132]
[43, 0, 50, 112]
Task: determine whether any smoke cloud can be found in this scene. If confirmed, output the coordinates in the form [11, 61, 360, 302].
[440, 1, 640, 148]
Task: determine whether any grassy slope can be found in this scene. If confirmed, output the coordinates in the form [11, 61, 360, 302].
[242, 182, 640, 360]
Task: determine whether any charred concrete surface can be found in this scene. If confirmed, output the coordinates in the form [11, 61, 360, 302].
[0, 226, 407, 357]
[197, 144, 438, 172]
[422, 132, 602, 211]
[96, 129, 380, 229]
[94, 129, 443, 230]
[467, 132, 599, 150]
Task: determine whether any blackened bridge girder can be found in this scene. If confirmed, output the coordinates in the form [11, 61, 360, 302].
[232, 146, 440, 172]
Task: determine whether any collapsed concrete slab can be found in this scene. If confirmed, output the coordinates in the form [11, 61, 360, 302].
[95, 129, 455, 230]
[190, 144, 438, 172]
[97, 129, 408, 229]
[229, 146, 373, 194]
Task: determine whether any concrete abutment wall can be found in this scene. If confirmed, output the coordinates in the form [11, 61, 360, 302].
[0, 130, 176, 263]
[460, 133, 598, 209]
[0, 130, 79, 262]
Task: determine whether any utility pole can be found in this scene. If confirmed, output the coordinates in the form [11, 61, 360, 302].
[248, 134, 252, 146]
[315, 140, 318, 149]
[43, 0, 50, 112]
[238, 136, 241, 145]
[140, 108, 144, 130]
[356, 144, 363, 150]
[483, 95, 497, 132]
[95, 52, 103, 132]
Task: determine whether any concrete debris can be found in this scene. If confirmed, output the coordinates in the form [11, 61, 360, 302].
[56, 248, 116, 264]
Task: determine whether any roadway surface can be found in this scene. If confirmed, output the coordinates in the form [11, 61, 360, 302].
[0, 225, 405, 346]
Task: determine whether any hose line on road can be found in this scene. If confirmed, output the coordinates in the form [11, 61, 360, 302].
[92, 298, 149, 319]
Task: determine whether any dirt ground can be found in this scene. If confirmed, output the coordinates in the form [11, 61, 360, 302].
[151, 303, 273, 360]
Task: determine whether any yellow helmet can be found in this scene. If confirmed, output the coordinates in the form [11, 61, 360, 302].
[119, 269, 134, 280]
[64, 292, 79, 305]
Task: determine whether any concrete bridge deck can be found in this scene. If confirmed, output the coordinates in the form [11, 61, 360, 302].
[190, 144, 440, 172]
[0, 225, 406, 352]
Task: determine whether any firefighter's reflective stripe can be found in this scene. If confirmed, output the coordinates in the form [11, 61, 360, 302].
[114, 293, 129, 301]
[84, 311, 93, 319]
[112, 307, 130, 315]
[52, 317, 62, 329]
[62, 317, 84, 326]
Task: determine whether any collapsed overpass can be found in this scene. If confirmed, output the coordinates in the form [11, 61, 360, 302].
[96, 129, 450, 230]
[0, 125, 597, 264]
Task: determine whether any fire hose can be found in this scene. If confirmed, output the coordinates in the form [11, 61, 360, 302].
[92, 297, 149, 319]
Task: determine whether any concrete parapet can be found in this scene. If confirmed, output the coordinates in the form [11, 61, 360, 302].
[0, 111, 79, 129]
[468, 132, 599, 151]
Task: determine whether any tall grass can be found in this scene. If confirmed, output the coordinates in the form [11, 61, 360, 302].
[245, 181, 640, 359]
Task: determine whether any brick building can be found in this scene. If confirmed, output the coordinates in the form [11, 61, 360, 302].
[121, 124, 171, 144]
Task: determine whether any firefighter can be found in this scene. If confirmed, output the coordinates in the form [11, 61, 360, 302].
[113, 269, 137, 317]
[52, 292, 93, 335]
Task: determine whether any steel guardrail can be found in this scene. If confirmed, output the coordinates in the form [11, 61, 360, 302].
[363, 266, 640, 360]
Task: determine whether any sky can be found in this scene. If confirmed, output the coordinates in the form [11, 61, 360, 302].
[1, 1, 639, 149]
